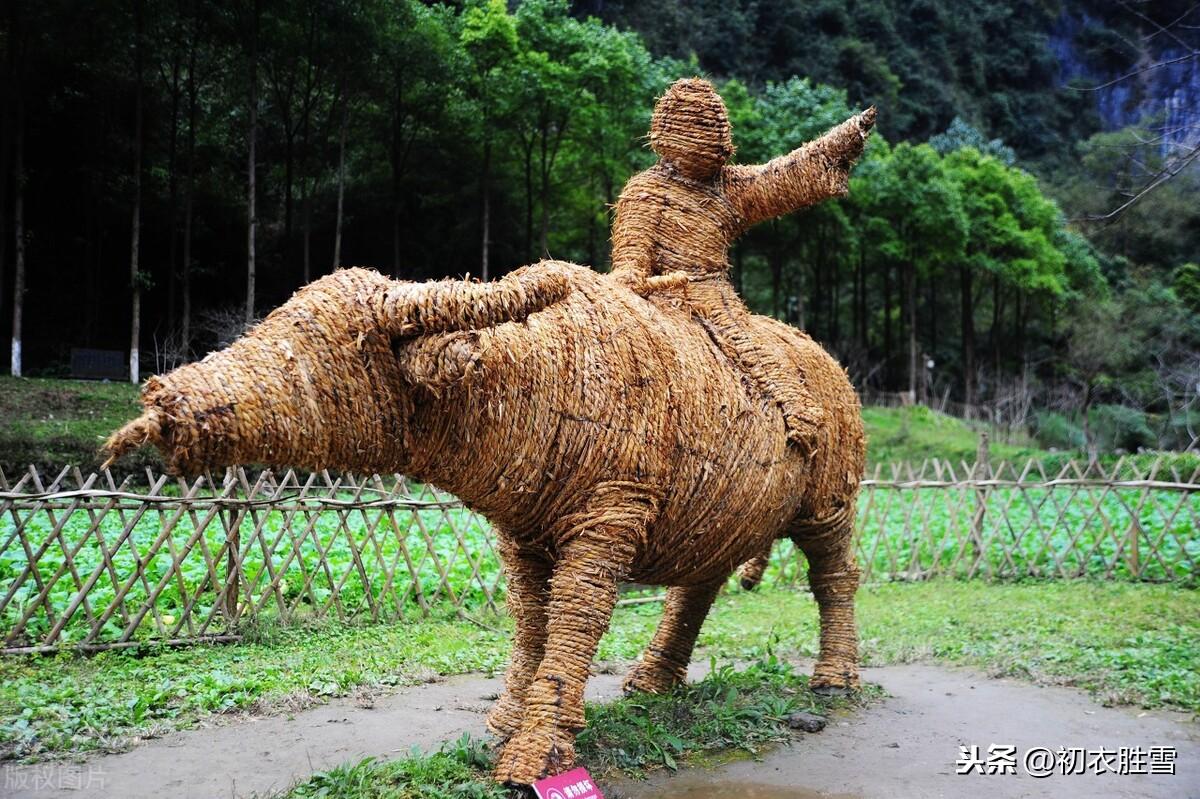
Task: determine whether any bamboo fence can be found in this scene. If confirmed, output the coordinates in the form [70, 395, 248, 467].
[1, 456, 1196, 653]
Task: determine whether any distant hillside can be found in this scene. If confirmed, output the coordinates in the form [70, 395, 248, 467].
[582, 0, 1197, 161]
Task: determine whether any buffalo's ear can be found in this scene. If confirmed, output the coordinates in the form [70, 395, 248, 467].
[380, 264, 571, 337]
[397, 331, 486, 393]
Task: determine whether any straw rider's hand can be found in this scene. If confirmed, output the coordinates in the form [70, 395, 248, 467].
[616, 270, 689, 298]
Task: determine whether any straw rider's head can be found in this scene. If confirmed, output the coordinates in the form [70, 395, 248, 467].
[650, 78, 734, 181]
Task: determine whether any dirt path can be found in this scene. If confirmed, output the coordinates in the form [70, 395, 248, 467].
[4, 662, 1196, 799]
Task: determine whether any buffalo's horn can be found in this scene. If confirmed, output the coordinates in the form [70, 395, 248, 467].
[380, 265, 571, 336]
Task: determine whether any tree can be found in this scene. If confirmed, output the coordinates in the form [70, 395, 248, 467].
[9, 39, 24, 378]
[460, 0, 517, 280]
[947, 151, 1033, 403]
[871, 144, 966, 399]
[245, 0, 260, 324]
[128, 0, 146, 384]
[375, 1, 460, 276]
[1063, 296, 1137, 457]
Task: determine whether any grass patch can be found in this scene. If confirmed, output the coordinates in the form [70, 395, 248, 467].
[577, 657, 875, 775]
[861, 404, 1044, 467]
[287, 734, 507, 799]
[281, 658, 869, 798]
[0, 376, 157, 478]
[2, 580, 1195, 762]
[0, 613, 510, 760]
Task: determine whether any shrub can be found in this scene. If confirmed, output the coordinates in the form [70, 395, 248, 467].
[1090, 404, 1155, 452]
[1032, 410, 1085, 450]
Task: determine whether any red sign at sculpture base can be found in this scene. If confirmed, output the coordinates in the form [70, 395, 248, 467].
[532, 767, 605, 799]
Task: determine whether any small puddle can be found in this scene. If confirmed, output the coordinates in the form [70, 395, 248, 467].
[627, 777, 857, 799]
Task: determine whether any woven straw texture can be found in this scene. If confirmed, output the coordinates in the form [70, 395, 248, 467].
[104, 80, 874, 785]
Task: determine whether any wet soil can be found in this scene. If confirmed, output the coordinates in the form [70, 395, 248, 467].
[5, 662, 1196, 799]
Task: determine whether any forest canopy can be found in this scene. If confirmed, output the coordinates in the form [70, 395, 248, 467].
[1, 0, 1197, 453]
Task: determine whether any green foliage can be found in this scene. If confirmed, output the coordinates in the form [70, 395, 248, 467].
[1173, 263, 1200, 315]
[1090, 404, 1155, 452]
[5, 581, 1195, 761]
[0, 499, 503, 647]
[279, 661, 876, 796]
[1032, 410, 1085, 451]
[0, 616, 510, 760]
[929, 117, 1016, 165]
[861, 405, 1043, 466]
[288, 736, 508, 799]
[0, 377, 158, 477]
[577, 657, 874, 774]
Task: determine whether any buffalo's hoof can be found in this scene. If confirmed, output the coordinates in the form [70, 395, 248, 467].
[485, 693, 525, 739]
[811, 684, 853, 698]
[622, 660, 686, 696]
[492, 727, 576, 787]
[810, 664, 860, 695]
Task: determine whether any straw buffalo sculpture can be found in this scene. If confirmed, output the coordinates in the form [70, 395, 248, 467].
[105, 79, 874, 785]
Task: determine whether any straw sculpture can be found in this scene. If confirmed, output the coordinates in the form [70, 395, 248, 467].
[612, 77, 875, 456]
[104, 83, 872, 787]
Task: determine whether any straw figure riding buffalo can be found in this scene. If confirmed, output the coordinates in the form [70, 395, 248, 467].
[105, 79, 875, 786]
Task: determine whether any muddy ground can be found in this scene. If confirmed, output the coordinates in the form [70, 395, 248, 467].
[4, 661, 1196, 799]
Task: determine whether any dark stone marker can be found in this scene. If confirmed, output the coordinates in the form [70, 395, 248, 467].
[71, 348, 127, 380]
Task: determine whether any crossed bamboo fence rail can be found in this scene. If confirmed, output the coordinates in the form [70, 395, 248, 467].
[1, 456, 1197, 653]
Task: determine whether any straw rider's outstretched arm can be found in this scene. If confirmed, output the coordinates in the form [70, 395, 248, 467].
[725, 107, 876, 230]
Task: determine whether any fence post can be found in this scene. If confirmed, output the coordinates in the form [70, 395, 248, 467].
[970, 432, 991, 575]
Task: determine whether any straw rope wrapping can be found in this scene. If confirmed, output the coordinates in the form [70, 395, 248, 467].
[612, 77, 875, 459]
[103, 85, 870, 786]
[609, 76, 871, 704]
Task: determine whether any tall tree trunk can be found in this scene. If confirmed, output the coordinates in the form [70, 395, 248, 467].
[853, 244, 864, 348]
[283, 134, 294, 258]
[538, 126, 551, 258]
[182, 12, 198, 358]
[302, 186, 312, 283]
[990, 272, 1002, 380]
[245, 0, 259, 325]
[10, 89, 24, 377]
[522, 135, 534, 262]
[0, 11, 12, 336]
[883, 262, 893, 389]
[480, 139, 491, 281]
[391, 75, 404, 277]
[960, 265, 976, 407]
[927, 274, 936, 357]
[129, 0, 145, 384]
[165, 53, 181, 343]
[906, 263, 917, 401]
[332, 89, 348, 270]
[831, 263, 840, 346]
[586, 175, 597, 267]
[300, 72, 313, 285]
[0, 86, 9, 328]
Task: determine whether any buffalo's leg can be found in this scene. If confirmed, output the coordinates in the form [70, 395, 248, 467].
[487, 537, 552, 739]
[794, 515, 861, 691]
[623, 578, 724, 695]
[492, 528, 639, 785]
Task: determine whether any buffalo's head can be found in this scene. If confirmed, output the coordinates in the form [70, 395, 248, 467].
[103, 265, 571, 476]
